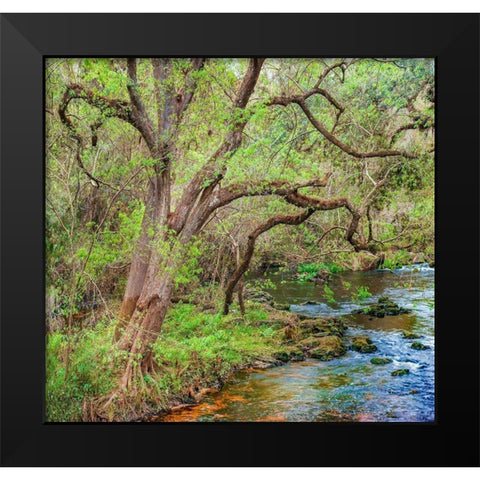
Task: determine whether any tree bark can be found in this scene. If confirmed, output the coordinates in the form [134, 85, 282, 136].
[114, 181, 157, 340]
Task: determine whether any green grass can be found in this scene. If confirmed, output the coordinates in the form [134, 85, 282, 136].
[45, 302, 289, 421]
[381, 250, 412, 270]
[46, 318, 123, 421]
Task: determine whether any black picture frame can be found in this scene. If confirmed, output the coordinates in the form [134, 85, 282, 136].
[1, 13, 478, 467]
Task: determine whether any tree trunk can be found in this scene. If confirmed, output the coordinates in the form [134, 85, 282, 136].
[118, 251, 175, 388]
[116, 158, 172, 382]
[114, 178, 161, 340]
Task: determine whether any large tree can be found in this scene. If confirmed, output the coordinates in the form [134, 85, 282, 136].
[51, 57, 433, 393]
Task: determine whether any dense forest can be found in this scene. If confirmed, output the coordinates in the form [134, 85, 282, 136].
[45, 58, 434, 421]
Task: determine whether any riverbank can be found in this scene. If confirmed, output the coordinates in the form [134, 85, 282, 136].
[258, 249, 434, 276]
[153, 264, 434, 422]
[46, 259, 434, 422]
[46, 299, 348, 422]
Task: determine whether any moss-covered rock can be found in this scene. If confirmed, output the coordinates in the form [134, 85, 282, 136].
[299, 319, 331, 336]
[391, 369, 410, 376]
[299, 316, 346, 337]
[402, 331, 422, 339]
[411, 342, 430, 350]
[274, 350, 291, 362]
[350, 336, 378, 353]
[370, 357, 393, 365]
[352, 296, 411, 317]
[323, 316, 347, 337]
[298, 336, 328, 350]
[289, 348, 305, 361]
[309, 336, 346, 361]
[353, 251, 385, 271]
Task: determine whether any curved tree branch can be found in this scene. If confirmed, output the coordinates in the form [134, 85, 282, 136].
[59, 87, 133, 190]
[223, 208, 315, 314]
[221, 154, 397, 314]
[296, 99, 417, 159]
[267, 58, 418, 161]
[212, 171, 333, 211]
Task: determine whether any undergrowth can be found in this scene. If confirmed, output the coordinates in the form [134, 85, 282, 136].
[46, 302, 288, 422]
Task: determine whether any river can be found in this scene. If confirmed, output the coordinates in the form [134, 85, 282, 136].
[156, 263, 435, 422]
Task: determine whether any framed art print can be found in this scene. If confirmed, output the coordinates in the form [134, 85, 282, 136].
[1, 13, 479, 466]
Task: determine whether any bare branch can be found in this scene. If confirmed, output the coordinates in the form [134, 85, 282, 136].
[315, 58, 360, 87]
[389, 115, 433, 147]
[305, 225, 347, 256]
[267, 59, 417, 161]
[372, 58, 406, 69]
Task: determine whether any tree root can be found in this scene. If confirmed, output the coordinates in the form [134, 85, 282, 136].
[84, 356, 162, 422]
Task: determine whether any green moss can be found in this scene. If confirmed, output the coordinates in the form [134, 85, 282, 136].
[274, 347, 306, 362]
[370, 357, 393, 365]
[352, 297, 411, 317]
[300, 317, 346, 337]
[391, 369, 410, 376]
[298, 336, 328, 350]
[274, 350, 291, 362]
[351, 336, 378, 353]
[309, 336, 346, 361]
[411, 342, 430, 350]
[402, 331, 421, 339]
[290, 348, 305, 361]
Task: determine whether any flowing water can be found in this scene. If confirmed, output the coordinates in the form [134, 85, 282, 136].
[156, 263, 435, 422]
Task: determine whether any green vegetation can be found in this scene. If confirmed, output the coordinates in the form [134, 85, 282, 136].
[352, 286, 372, 302]
[411, 342, 430, 350]
[46, 302, 294, 421]
[352, 296, 411, 317]
[46, 317, 121, 421]
[381, 249, 413, 270]
[296, 262, 344, 282]
[45, 57, 434, 421]
[351, 336, 378, 353]
[370, 357, 393, 365]
[402, 331, 422, 339]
